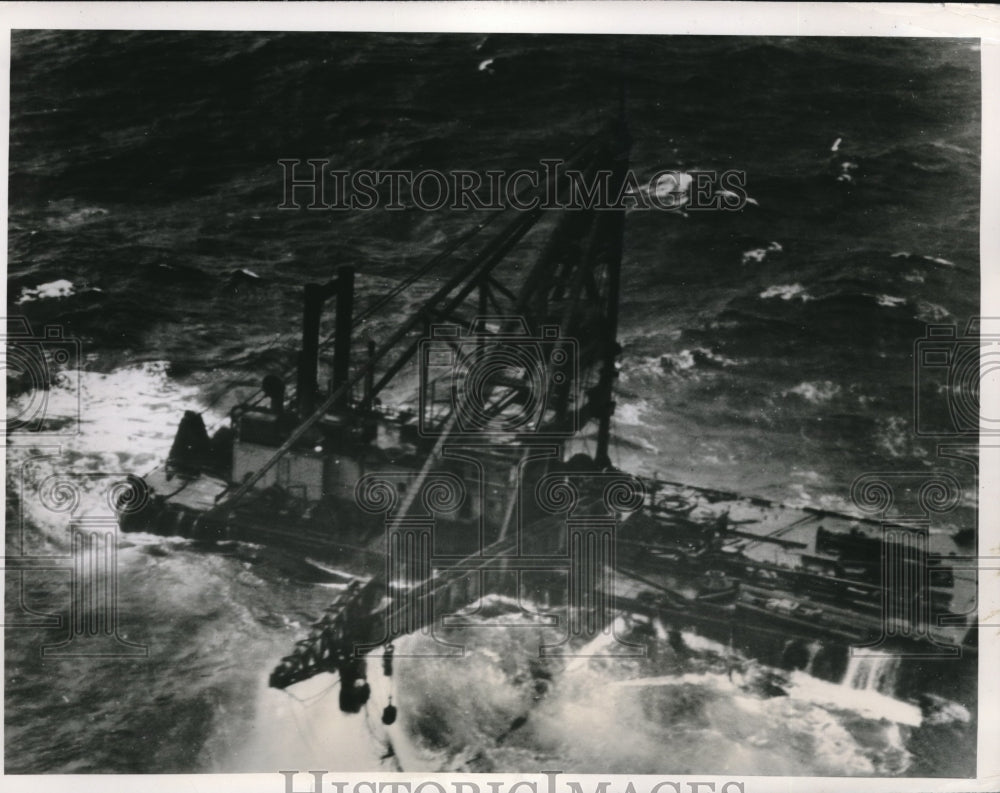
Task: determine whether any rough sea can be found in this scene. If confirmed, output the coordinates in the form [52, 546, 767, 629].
[5, 32, 981, 776]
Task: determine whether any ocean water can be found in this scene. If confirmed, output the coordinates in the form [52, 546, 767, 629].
[5, 32, 981, 775]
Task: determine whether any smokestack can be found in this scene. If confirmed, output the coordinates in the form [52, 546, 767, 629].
[332, 265, 355, 408]
[262, 374, 285, 415]
[297, 283, 325, 416]
[296, 265, 355, 417]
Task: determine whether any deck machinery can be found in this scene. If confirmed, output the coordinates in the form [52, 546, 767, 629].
[120, 119, 976, 716]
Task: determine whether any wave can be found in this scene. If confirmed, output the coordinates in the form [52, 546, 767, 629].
[868, 139, 980, 178]
[613, 398, 653, 428]
[784, 380, 842, 404]
[618, 348, 739, 387]
[874, 414, 929, 461]
[915, 300, 952, 323]
[16, 278, 86, 304]
[891, 251, 956, 267]
[836, 160, 859, 183]
[659, 346, 738, 373]
[376, 612, 926, 774]
[760, 283, 813, 302]
[7, 361, 224, 545]
[749, 284, 949, 327]
[741, 240, 783, 265]
[44, 203, 110, 230]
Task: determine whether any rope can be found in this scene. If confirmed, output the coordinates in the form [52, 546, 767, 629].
[290, 678, 341, 708]
[362, 702, 391, 757]
[281, 689, 325, 758]
[350, 222, 491, 328]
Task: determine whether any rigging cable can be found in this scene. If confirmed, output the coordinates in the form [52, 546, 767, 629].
[196, 129, 609, 424]
[281, 690, 326, 758]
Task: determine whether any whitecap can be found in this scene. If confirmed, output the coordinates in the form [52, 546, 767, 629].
[659, 346, 737, 374]
[760, 283, 812, 302]
[615, 354, 669, 384]
[477, 58, 494, 72]
[660, 349, 696, 372]
[830, 137, 842, 153]
[790, 468, 823, 483]
[916, 300, 951, 322]
[786, 671, 922, 727]
[876, 294, 905, 308]
[832, 160, 859, 182]
[648, 171, 693, 209]
[679, 630, 731, 655]
[714, 189, 759, 208]
[891, 251, 954, 267]
[614, 399, 651, 427]
[46, 205, 110, 230]
[921, 693, 972, 726]
[691, 346, 738, 367]
[930, 140, 975, 156]
[784, 380, 841, 404]
[7, 362, 230, 546]
[16, 278, 75, 304]
[925, 255, 955, 267]
[741, 241, 782, 265]
[875, 414, 928, 460]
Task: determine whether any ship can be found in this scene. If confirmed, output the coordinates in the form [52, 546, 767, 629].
[118, 116, 976, 720]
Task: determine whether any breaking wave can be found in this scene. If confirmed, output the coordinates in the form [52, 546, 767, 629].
[759, 283, 813, 302]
